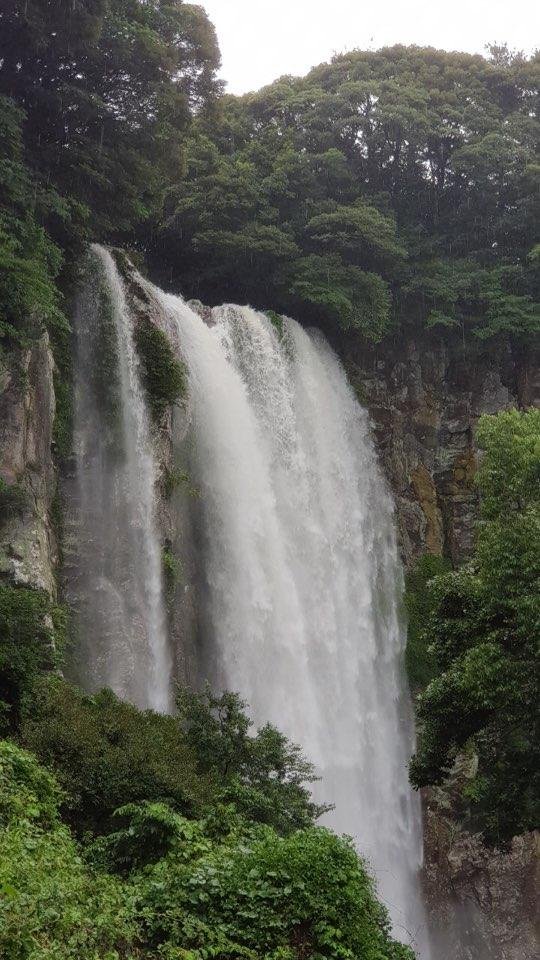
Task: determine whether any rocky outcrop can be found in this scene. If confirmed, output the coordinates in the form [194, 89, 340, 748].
[423, 785, 539, 960]
[0, 335, 58, 595]
[336, 330, 539, 566]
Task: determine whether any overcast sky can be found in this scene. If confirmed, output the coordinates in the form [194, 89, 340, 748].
[201, 0, 538, 94]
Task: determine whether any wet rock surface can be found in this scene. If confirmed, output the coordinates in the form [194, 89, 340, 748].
[423, 782, 539, 960]
[334, 329, 539, 566]
[0, 335, 57, 595]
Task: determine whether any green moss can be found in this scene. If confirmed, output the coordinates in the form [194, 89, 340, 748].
[49, 301, 74, 464]
[162, 546, 182, 590]
[348, 372, 369, 406]
[162, 465, 200, 500]
[52, 371, 73, 461]
[134, 318, 186, 418]
[266, 309, 285, 340]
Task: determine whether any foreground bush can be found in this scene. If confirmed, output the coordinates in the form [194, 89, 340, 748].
[0, 740, 414, 959]
[136, 814, 414, 960]
[0, 740, 138, 960]
[20, 676, 209, 836]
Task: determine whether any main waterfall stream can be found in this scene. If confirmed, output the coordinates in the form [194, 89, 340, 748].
[160, 295, 429, 955]
[69, 249, 429, 955]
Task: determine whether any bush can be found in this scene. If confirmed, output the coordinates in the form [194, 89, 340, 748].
[134, 317, 186, 417]
[138, 820, 414, 960]
[0, 585, 63, 733]
[178, 687, 330, 835]
[0, 743, 414, 960]
[20, 676, 209, 837]
[404, 553, 450, 692]
[410, 410, 540, 842]
[0, 741, 138, 960]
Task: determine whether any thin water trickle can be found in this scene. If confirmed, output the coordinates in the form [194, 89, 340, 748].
[67, 245, 171, 712]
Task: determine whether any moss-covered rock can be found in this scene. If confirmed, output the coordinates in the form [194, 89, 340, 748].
[134, 316, 186, 418]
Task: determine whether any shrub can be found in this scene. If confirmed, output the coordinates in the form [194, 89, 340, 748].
[134, 317, 186, 417]
[178, 687, 330, 835]
[138, 822, 414, 960]
[404, 553, 450, 692]
[20, 676, 208, 836]
[0, 585, 63, 733]
[0, 741, 138, 960]
[410, 410, 540, 842]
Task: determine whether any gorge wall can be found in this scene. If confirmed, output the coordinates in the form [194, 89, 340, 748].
[333, 329, 539, 960]
[0, 335, 57, 597]
[335, 329, 540, 568]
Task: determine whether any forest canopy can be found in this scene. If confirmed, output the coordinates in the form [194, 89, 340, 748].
[152, 44, 540, 340]
[0, 4, 538, 346]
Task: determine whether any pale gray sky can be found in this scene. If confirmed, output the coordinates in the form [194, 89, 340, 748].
[201, 0, 539, 94]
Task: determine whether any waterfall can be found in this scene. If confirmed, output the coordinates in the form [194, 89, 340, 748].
[156, 295, 430, 955]
[66, 246, 428, 954]
[66, 245, 171, 712]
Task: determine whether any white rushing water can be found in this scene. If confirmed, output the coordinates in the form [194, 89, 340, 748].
[68, 246, 171, 712]
[68, 246, 429, 953]
[157, 294, 430, 955]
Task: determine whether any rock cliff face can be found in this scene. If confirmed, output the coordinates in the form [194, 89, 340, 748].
[334, 329, 539, 566]
[332, 328, 539, 959]
[423, 783, 539, 960]
[0, 336, 58, 596]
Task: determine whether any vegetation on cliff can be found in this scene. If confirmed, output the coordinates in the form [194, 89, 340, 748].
[409, 409, 540, 844]
[0, 675, 414, 959]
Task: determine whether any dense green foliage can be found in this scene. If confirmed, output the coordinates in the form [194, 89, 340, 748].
[0, 586, 65, 733]
[135, 817, 412, 960]
[19, 679, 328, 840]
[152, 45, 539, 341]
[410, 409, 540, 843]
[4, 12, 536, 348]
[0, 0, 220, 240]
[178, 687, 330, 833]
[134, 317, 187, 416]
[0, 0, 220, 352]
[404, 553, 450, 691]
[0, 678, 415, 958]
[0, 93, 65, 349]
[20, 677, 208, 835]
[0, 738, 413, 960]
[0, 739, 140, 960]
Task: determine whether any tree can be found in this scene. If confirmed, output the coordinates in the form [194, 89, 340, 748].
[0, 1, 221, 245]
[410, 409, 540, 843]
[178, 687, 330, 834]
[151, 45, 539, 344]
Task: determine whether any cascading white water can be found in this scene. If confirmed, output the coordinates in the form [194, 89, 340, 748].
[67, 245, 429, 952]
[157, 294, 430, 955]
[67, 245, 171, 712]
